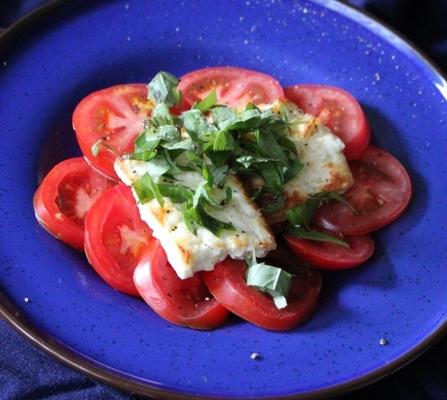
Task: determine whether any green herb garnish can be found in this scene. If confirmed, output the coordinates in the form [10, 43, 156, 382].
[246, 253, 292, 309]
[286, 192, 351, 247]
[193, 90, 217, 112]
[147, 71, 181, 107]
[129, 71, 305, 237]
[287, 226, 349, 248]
[91, 139, 101, 157]
[132, 173, 164, 206]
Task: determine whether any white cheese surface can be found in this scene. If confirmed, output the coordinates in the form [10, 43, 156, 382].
[115, 159, 275, 279]
[261, 101, 354, 223]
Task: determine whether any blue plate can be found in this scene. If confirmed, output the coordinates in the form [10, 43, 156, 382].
[1, 0, 446, 398]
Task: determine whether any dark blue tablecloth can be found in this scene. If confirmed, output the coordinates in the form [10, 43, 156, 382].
[1, 1, 446, 399]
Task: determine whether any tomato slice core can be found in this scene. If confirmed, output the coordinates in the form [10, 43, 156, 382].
[33, 157, 114, 250]
[84, 184, 153, 296]
[73, 84, 153, 179]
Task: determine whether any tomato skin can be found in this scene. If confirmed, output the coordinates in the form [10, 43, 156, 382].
[133, 241, 229, 330]
[315, 146, 412, 235]
[84, 184, 153, 296]
[284, 84, 370, 160]
[285, 232, 374, 270]
[179, 66, 285, 108]
[204, 257, 322, 331]
[73, 84, 153, 180]
[33, 157, 114, 250]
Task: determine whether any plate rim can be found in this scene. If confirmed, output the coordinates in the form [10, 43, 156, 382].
[0, 1, 446, 399]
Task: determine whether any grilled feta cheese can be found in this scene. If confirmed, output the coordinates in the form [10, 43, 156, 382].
[260, 101, 354, 224]
[115, 159, 276, 279]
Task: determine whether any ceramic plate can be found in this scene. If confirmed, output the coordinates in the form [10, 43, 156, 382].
[0, 0, 446, 398]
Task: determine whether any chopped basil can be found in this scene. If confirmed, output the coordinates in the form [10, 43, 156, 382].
[287, 192, 353, 229]
[211, 106, 237, 130]
[261, 192, 285, 214]
[256, 130, 288, 166]
[235, 155, 273, 169]
[91, 139, 102, 157]
[287, 226, 349, 248]
[256, 162, 284, 191]
[182, 109, 213, 137]
[145, 156, 171, 181]
[157, 125, 180, 142]
[213, 130, 236, 151]
[152, 103, 176, 125]
[91, 139, 118, 157]
[158, 183, 194, 203]
[286, 192, 350, 247]
[324, 191, 357, 213]
[276, 135, 299, 157]
[204, 185, 233, 209]
[286, 196, 321, 228]
[129, 71, 308, 237]
[283, 158, 304, 183]
[162, 139, 195, 151]
[161, 149, 183, 175]
[193, 90, 217, 112]
[182, 201, 234, 236]
[205, 150, 231, 168]
[134, 131, 158, 152]
[211, 165, 229, 187]
[197, 204, 234, 236]
[246, 254, 292, 309]
[193, 181, 207, 208]
[132, 173, 164, 206]
[147, 71, 181, 107]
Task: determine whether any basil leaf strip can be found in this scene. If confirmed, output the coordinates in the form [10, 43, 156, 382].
[91, 139, 101, 157]
[148, 71, 181, 107]
[286, 197, 321, 228]
[287, 226, 349, 248]
[145, 156, 171, 181]
[182, 109, 212, 137]
[213, 130, 236, 151]
[246, 257, 292, 310]
[158, 183, 194, 203]
[193, 90, 217, 112]
[182, 201, 234, 237]
[152, 103, 175, 125]
[132, 173, 164, 206]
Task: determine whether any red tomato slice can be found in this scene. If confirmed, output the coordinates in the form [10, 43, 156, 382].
[179, 66, 284, 108]
[203, 257, 322, 331]
[84, 184, 154, 296]
[315, 146, 412, 235]
[133, 241, 229, 330]
[73, 84, 153, 179]
[285, 230, 374, 270]
[284, 84, 370, 160]
[33, 157, 115, 250]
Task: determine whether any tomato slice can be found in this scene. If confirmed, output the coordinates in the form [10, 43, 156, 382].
[84, 184, 153, 296]
[73, 84, 153, 179]
[203, 256, 322, 331]
[284, 84, 370, 160]
[179, 66, 284, 108]
[33, 157, 115, 250]
[315, 146, 412, 235]
[285, 230, 374, 270]
[133, 241, 229, 330]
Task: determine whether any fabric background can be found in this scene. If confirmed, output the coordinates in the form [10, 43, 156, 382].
[1, 1, 446, 399]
